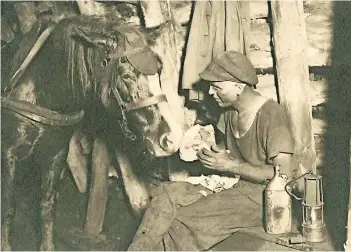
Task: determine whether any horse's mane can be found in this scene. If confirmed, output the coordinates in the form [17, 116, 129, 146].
[7, 15, 159, 93]
[60, 16, 118, 101]
[60, 16, 158, 101]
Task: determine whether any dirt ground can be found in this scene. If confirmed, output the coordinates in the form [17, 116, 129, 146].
[9, 133, 334, 251]
[12, 168, 141, 251]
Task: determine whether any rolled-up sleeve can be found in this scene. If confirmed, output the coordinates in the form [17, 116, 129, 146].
[262, 105, 295, 163]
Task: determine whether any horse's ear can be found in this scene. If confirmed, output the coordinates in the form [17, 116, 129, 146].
[143, 25, 163, 46]
[71, 27, 110, 48]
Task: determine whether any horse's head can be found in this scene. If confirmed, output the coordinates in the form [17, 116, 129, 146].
[69, 19, 183, 157]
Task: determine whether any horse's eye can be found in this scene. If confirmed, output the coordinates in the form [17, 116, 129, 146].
[120, 57, 128, 63]
[121, 73, 133, 80]
[101, 58, 110, 67]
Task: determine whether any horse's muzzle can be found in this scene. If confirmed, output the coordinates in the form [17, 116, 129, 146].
[159, 132, 179, 154]
[144, 130, 181, 157]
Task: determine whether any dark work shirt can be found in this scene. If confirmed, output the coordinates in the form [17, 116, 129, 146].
[218, 99, 295, 165]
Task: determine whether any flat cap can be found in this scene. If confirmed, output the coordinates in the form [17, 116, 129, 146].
[199, 51, 258, 85]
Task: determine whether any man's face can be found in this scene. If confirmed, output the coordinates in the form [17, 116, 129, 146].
[208, 81, 245, 107]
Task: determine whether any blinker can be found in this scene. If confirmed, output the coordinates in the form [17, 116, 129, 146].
[127, 50, 159, 75]
[109, 47, 159, 75]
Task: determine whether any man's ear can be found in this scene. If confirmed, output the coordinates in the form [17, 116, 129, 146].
[237, 83, 245, 91]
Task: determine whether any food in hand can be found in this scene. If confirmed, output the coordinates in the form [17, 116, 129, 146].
[179, 124, 216, 162]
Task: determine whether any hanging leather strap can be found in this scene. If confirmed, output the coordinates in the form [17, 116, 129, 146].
[7, 25, 55, 92]
[1, 97, 85, 126]
[2, 24, 85, 127]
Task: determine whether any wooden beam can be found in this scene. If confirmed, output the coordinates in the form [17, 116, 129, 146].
[249, 20, 333, 68]
[346, 137, 351, 251]
[66, 131, 89, 193]
[270, 1, 317, 173]
[76, 0, 107, 15]
[139, 1, 166, 28]
[174, 1, 334, 25]
[1, 15, 16, 43]
[84, 137, 109, 236]
[140, 0, 196, 182]
[176, 18, 333, 68]
[175, 1, 334, 68]
[257, 75, 328, 106]
[140, 0, 193, 129]
[172, 1, 193, 25]
[13, 2, 37, 34]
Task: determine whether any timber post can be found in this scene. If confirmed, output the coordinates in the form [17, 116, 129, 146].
[76, 0, 107, 16]
[77, 0, 109, 237]
[270, 0, 317, 174]
[140, 0, 195, 180]
[346, 137, 351, 251]
[84, 137, 109, 236]
[139, 0, 188, 128]
[347, 137, 351, 251]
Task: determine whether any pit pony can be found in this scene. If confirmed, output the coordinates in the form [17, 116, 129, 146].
[1, 15, 182, 250]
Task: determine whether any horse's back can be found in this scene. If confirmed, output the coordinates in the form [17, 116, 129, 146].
[1, 109, 73, 163]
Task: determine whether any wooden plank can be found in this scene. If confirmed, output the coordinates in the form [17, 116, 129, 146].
[84, 137, 109, 236]
[174, 1, 334, 24]
[76, 0, 107, 15]
[178, 20, 333, 68]
[345, 137, 351, 251]
[13, 2, 37, 34]
[141, 0, 190, 129]
[239, 226, 335, 251]
[211, 231, 296, 251]
[140, 1, 166, 28]
[257, 75, 328, 106]
[66, 131, 89, 193]
[271, 1, 317, 172]
[175, 1, 334, 67]
[1, 15, 16, 43]
[250, 1, 334, 20]
[257, 75, 328, 136]
[249, 19, 333, 68]
[172, 1, 193, 25]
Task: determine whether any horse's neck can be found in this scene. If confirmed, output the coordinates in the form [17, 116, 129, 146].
[9, 42, 87, 114]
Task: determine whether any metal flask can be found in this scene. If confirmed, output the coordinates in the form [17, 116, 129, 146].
[264, 165, 292, 234]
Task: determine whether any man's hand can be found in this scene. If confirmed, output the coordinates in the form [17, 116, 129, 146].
[197, 145, 240, 171]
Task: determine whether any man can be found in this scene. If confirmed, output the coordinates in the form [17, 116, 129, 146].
[128, 51, 300, 251]
[197, 50, 296, 185]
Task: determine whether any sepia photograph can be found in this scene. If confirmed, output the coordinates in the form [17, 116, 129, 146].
[1, 0, 350, 251]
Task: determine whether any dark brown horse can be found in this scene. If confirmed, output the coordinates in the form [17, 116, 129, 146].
[1, 16, 183, 250]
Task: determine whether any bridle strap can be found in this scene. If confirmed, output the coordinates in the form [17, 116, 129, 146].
[111, 85, 127, 112]
[1, 24, 86, 127]
[112, 85, 167, 112]
[109, 46, 150, 60]
[8, 25, 55, 92]
[1, 97, 85, 126]
[125, 94, 167, 112]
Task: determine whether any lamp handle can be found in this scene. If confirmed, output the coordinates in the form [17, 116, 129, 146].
[285, 171, 313, 201]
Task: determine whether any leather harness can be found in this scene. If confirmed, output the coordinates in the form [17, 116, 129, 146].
[1, 23, 167, 139]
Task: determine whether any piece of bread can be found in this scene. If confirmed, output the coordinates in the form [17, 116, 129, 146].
[179, 124, 216, 162]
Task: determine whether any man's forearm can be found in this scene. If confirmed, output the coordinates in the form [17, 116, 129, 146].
[225, 160, 274, 184]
